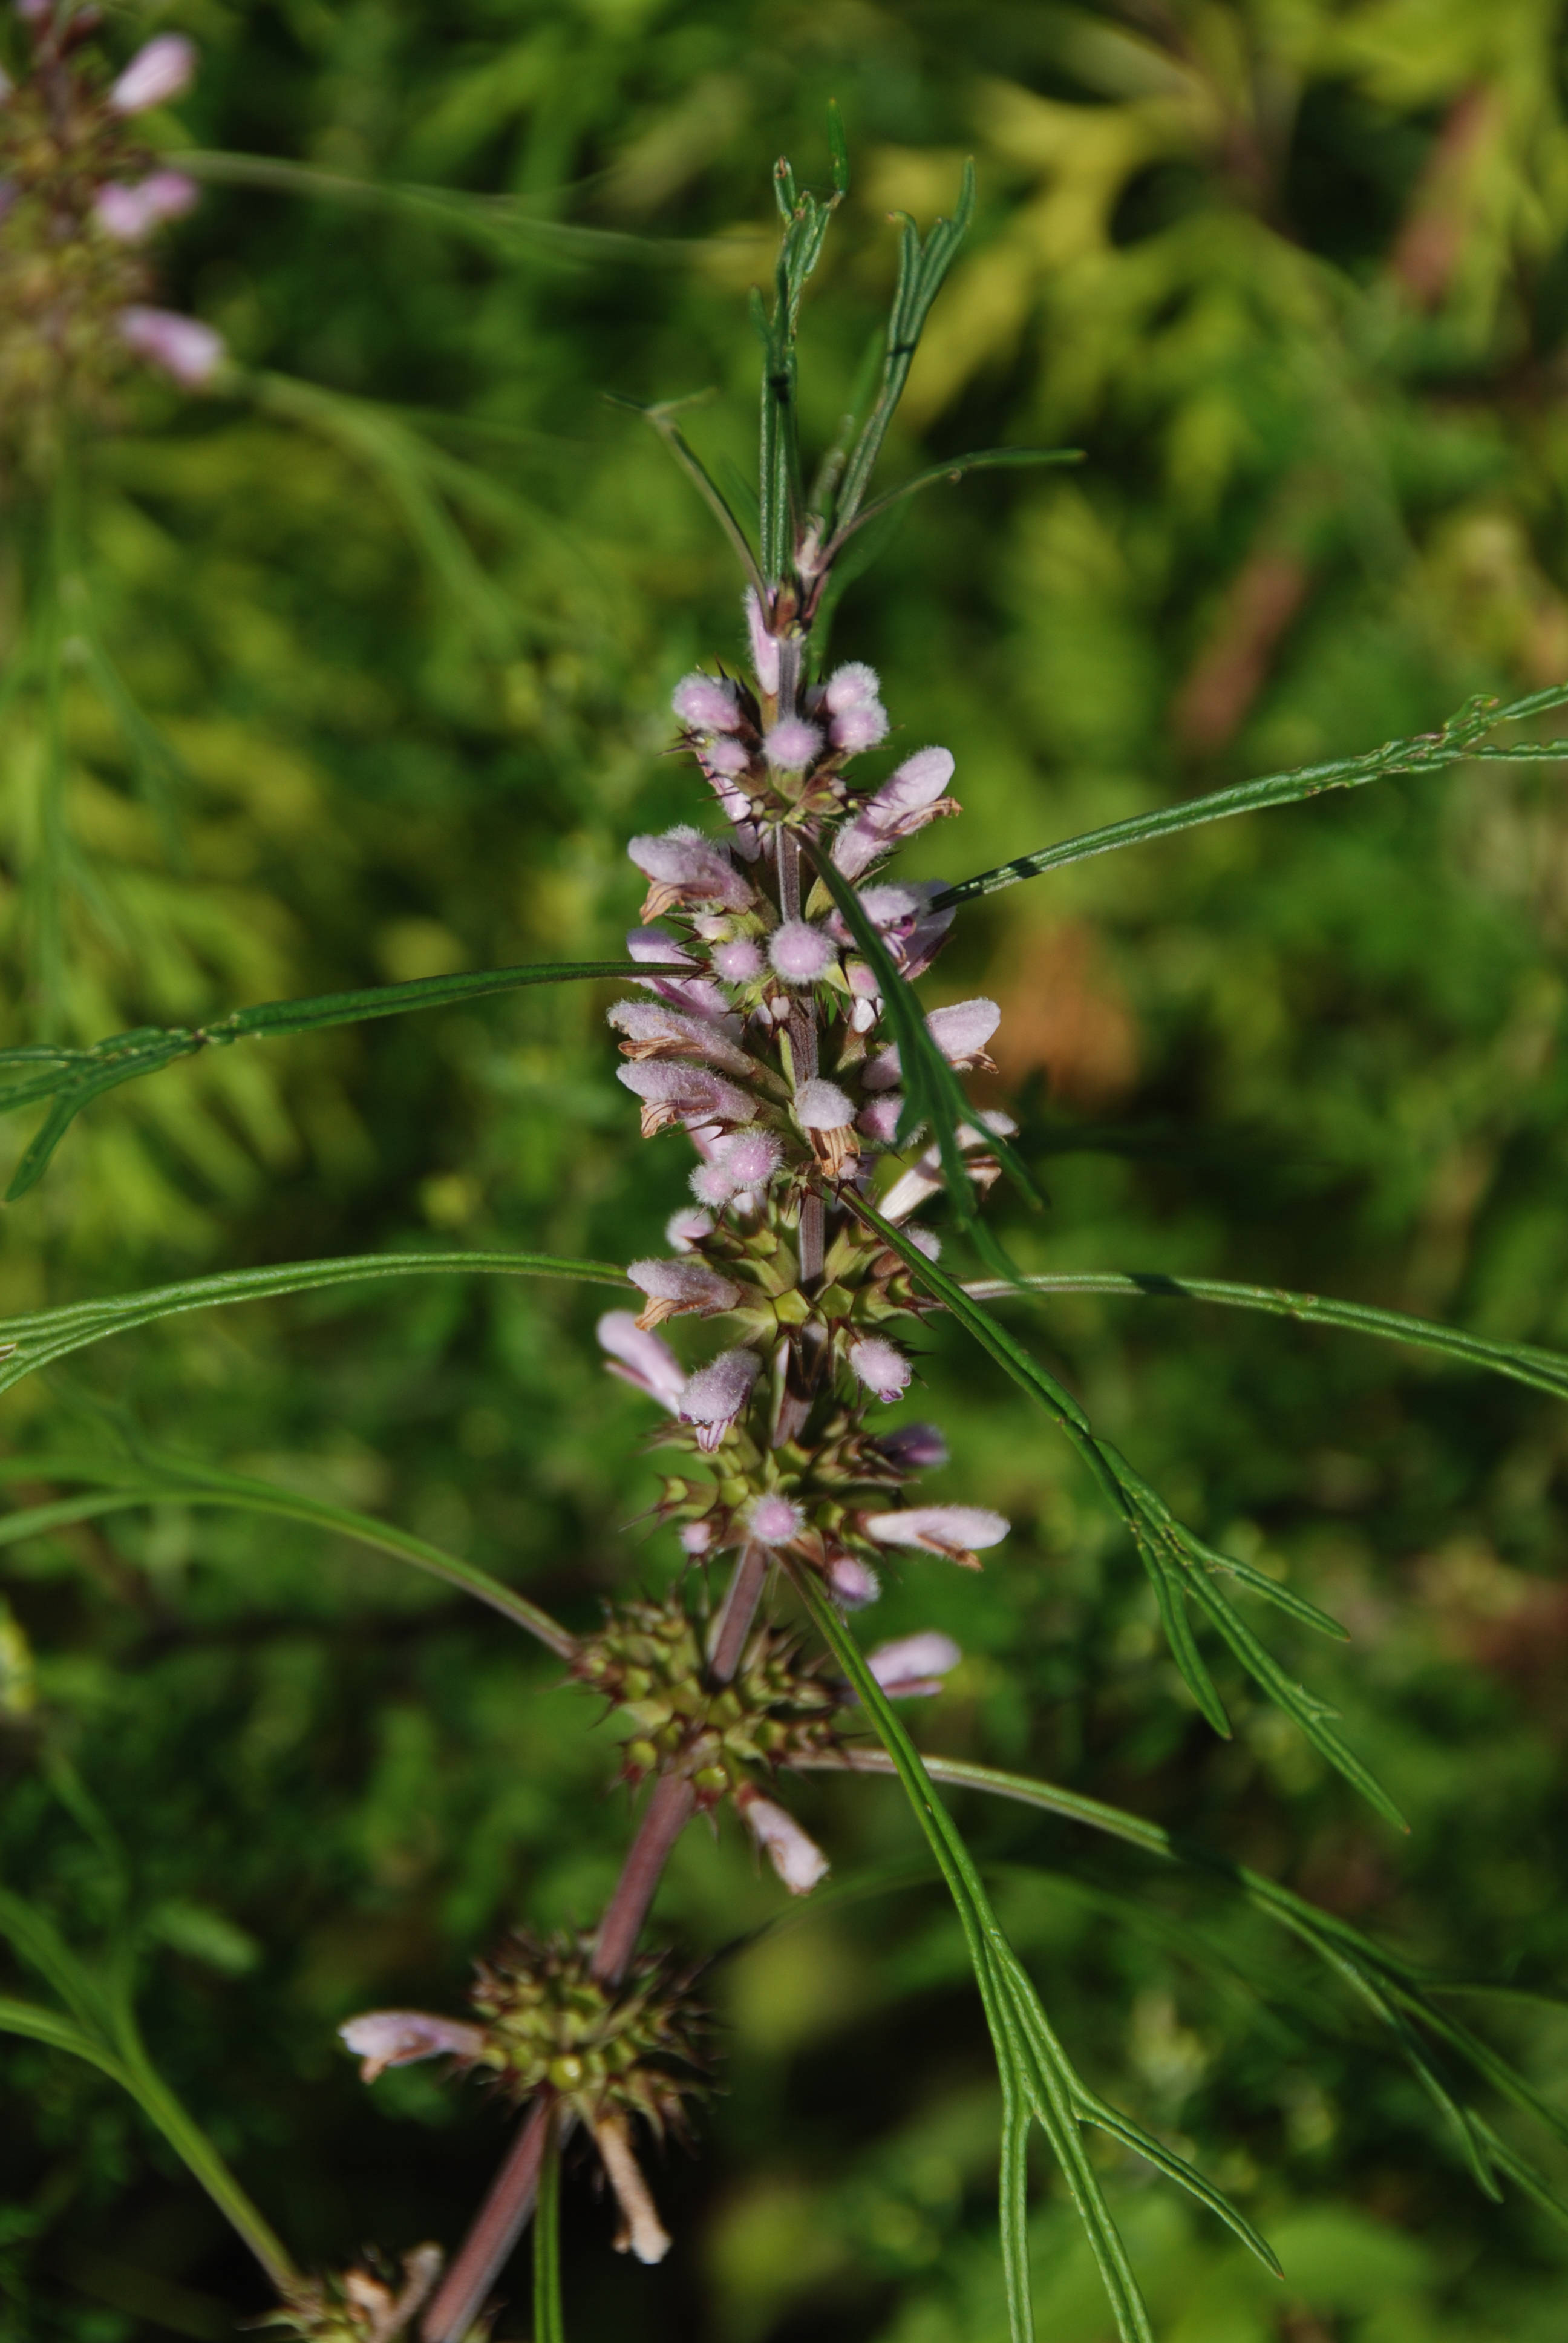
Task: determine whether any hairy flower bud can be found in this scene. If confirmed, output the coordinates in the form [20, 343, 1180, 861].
[857, 1092, 904, 1145]
[763, 718, 822, 771]
[736, 1788, 829, 1894]
[713, 937, 763, 982]
[93, 170, 198, 243]
[827, 1553, 881, 1607]
[867, 1630, 962, 1698]
[831, 701, 890, 753]
[608, 998, 753, 1077]
[834, 880, 954, 978]
[665, 1207, 714, 1251]
[864, 1505, 1010, 1567]
[824, 661, 881, 712]
[679, 1348, 760, 1449]
[627, 1259, 742, 1328]
[863, 997, 1001, 1093]
[117, 307, 224, 386]
[108, 33, 196, 113]
[673, 673, 743, 733]
[598, 1311, 688, 1408]
[749, 1493, 805, 1545]
[848, 1334, 913, 1405]
[873, 1421, 949, 1472]
[834, 746, 958, 877]
[794, 1076, 858, 1175]
[716, 1127, 784, 1190]
[768, 920, 837, 985]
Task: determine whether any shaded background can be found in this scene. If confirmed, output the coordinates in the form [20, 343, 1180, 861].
[4, 1, 1568, 2336]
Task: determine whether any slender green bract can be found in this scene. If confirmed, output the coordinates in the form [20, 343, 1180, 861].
[0, 1247, 626, 1400]
[962, 1269, 1568, 1406]
[935, 682, 1568, 908]
[0, 959, 686, 1199]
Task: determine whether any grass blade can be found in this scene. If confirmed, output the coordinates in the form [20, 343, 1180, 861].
[936, 684, 1568, 908]
[0, 1247, 626, 1401]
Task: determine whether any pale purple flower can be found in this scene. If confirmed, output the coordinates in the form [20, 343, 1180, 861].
[824, 662, 881, 713]
[863, 998, 1000, 1093]
[880, 1109, 1017, 1221]
[109, 33, 197, 113]
[672, 673, 743, 733]
[681, 1520, 714, 1555]
[627, 926, 697, 970]
[763, 718, 822, 771]
[856, 1093, 904, 1145]
[768, 920, 836, 986]
[597, 1311, 688, 1410]
[593, 2112, 673, 2264]
[835, 880, 954, 978]
[834, 748, 959, 876]
[903, 1225, 942, 1261]
[861, 1044, 901, 1093]
[828, 1553, 881, 1607]
[794, 1078, 854, 1131]
[93, 171, 199, 243]
[717, 1127, 783, 1189]
[627, 1259, 742, 1323]
[712, 937, 763, 982]
[617, 1061, 753, 1133]
[849, 1334, 912, 1404]
[665, 1206, 714, 1251]
[607, 998, 753, 1077]
[117, 307, 224, 387]
[750, 1493, 805, 1545]
[864, 1506, 1010, 1564]
[738, 1790, 829, 1894]
[745, 588, 781, 695]
[339, 2010, 485, 2083]
[867, 1631, 963, 1698]
[831, 701, 890, 753]
[679, 1348, 760, 1449]
[705, 737, 751, 777]
[627, 825, 754, 914]
[874, 1421, 949, 1472]
[690, 1160, 737, 1208]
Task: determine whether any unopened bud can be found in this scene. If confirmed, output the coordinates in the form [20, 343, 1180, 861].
[864, 1505, 1009, 1565]
[826, 1553, 881, 1608]
[831, 701, 890, 753]
[627, 1258, 742, 1326]
[93, 170, 199, 243]
[824, 661, 881, 713]
[673, 673, 743, 733]
[749, 1493, 805, 1545]
[713, 937, 763, 981]
[717, 1127, 784, 1190]
[873, 1421, 949, 1472]
[665, 1206, 715, 1251]
[679, 1348, 760, 1448]
[794, 1078, 854, 1130]
[848, 1334, 912, 1404]
[109, 32, 196, 113]
[763, 718, 822, 770]
[737, 1788, 829, 1894]
[768, 920, 837, 985]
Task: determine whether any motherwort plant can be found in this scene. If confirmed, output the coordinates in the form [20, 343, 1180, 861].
[5, 111, 1568, 2343]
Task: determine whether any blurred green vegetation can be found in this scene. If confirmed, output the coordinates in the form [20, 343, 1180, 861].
[5, 1, 1568, 2337]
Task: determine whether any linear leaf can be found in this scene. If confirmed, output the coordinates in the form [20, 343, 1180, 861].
[608, 395, 766, 594]
[793, 1566, 1157, 2343]
[857, 1200, 1403, 1823]
[936, 683, 1568, 908]
[0, 1461, 575, 1655]
[826, 445, 1082, 555]
[0, 958, 682, 1199]
[964, 1268, 1568, 1406]
[0, 1248, 626, 1400]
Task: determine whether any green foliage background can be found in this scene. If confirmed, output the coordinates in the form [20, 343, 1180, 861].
[5, 2, 1568, 2336]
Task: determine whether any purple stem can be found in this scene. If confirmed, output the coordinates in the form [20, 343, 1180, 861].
[591, 1771, 697, 1985]
[707, 1539, 768, 1686]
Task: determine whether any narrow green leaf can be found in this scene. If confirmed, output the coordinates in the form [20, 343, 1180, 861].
[0, 1461, 575, 1655]
[0, 1247, 626, 1400]
[998, 2083, 1034, 2343]
[826, 100, 850, 197]
[962, 1267, 1568, 1408]
[825, 445, 1082, 557]
[608, 395, 766, 593]
[936, 683, 1568, 908]
[1143, 1542, 1232, 1735]
[1071, 2083, 1282, 2276]
[0, 1887, 117, 2036]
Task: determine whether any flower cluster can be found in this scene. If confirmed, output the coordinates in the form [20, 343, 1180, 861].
[1, 8, 221, 468]
[261, 2248, 445, 2343]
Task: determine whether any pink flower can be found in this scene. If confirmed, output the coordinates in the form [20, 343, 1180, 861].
[856, 1093, 904, 1145]
[627, 825, 754, 914]
[681, 1520, 714, 1555]
[834, 748, 959, 879]
[109, 33, 197, 114]
[863, 1506, 1010, 1566]
[745, 588, 781, 695]
[863, 997, 1001, 1092]
[794, 1078, 854, 1130]
[867, 1630, 962, 1698]
[834, 880, 954, 978]
[750, 1493, 805, 1545]
[716, 1127, 784, 1190]
[117, 307, 224, 387]
[768, 920, 836, 985]
[873, 1421, 949, 1471]
[705, 737, 751, 779]
[627, 926, 697, 969]
[712, 937, 763, 982]
[627, 1259, 742, 1326]
[607, 998, 753, 1078]
[880, 1109, 1017, 1221]
[763, 718, 822, 771]
[690, 1160, 737, 1208]
[827, 1553, 881, 1607]
[339, 2010, 485, 2083]
[617, 1061, 753, 1135]
[672, 673, 743, 733]
[848, 1334, 912, 1404]
[737, 1789, 829, 1894]
[597, 1311, 688, 1409]
[665, 1206, 714, 1251]
[93, 171, 198, 243]
[679, 1347, 760, 1449]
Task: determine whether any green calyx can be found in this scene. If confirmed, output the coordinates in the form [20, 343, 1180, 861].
[469, 1929, 709, 2134]
[572, 1596, 844, 1795]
